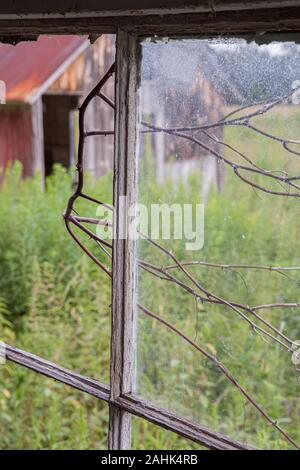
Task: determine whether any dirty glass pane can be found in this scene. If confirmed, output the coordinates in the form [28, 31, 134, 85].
[136, 37, 300, 449]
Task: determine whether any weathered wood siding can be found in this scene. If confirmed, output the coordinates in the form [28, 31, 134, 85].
[0, 104, 34, 177]
[49, 34, 115, 177]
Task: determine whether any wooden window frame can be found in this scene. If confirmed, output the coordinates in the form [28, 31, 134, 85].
[6, 343, 251, 450]
[3, 28, 253, 451]
[2, 5, 300, 451]
[109, 27, 256, 451]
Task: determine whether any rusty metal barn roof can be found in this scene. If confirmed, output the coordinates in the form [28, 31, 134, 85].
[0, 35, 89, 103]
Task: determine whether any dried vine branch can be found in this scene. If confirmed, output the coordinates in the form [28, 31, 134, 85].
[64, 63, 300, 449]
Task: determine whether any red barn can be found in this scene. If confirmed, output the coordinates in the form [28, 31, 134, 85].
[0, 34, 115, 179]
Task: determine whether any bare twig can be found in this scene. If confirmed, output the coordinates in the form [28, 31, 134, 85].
[63, 64, 300, 449]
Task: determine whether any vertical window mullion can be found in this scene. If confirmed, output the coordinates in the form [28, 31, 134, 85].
[109, 28, 139, 450]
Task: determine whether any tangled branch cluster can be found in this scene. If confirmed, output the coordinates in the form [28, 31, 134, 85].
[64, 63, 300, 449]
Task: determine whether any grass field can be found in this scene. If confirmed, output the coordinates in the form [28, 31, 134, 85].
[0, 107, 300, 449]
